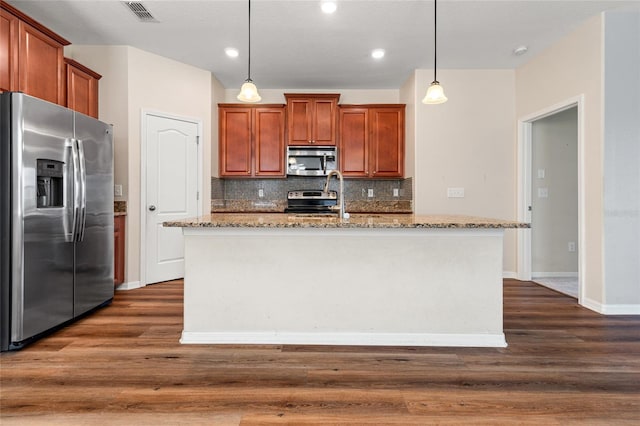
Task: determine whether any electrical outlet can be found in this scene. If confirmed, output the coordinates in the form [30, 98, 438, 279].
[393, 188, 399, 197]
[367, 188, 374, 198]
[114, 184, 123, 197]
[568, 242, 576, 252]
[538, 188, 549, 198]
[447, 187, 464, 198]
[258, 189, 264, 198]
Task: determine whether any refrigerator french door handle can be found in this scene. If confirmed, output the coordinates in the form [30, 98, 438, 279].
[67, 139, 81, 243]
[76, 139, 87, 242]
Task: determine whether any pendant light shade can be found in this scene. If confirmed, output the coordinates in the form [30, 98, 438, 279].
[423, 81, 448, 104]
[422, 0, 447, 105]
[237, 0, 261, 102]
[238, 80, 261, 102]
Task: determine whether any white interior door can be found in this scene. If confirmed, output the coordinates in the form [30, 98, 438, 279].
[145, 114, 199, 284]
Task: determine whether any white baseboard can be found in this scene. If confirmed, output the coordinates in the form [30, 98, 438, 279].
[582, 298, 640, 315]
[532, 272, 578, 278]
[180, 331, 508, 348]
[503, 271, 518, 279]
[115, 280, 143, 291]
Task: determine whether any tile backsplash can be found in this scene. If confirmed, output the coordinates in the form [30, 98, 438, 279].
[211, 177, 412, 213]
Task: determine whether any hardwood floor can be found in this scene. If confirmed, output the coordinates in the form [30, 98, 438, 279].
[1, 279, 639, 425]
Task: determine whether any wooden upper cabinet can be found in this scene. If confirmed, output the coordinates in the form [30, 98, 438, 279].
[285, 94, 339, 146]
[65, 58, 101, 118]
[369, 107, 404, 178]
[219, 106, 252, 176]
[1, 2, 69, 104]
[219, 104, 285, 178]
[254, 107, 286, 176]
[339, 107, 369, 176]
[1, 9, 18, 93]
[339, 105, 405, 178]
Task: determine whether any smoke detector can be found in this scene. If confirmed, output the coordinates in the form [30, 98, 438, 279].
[122, 2, 158, 22]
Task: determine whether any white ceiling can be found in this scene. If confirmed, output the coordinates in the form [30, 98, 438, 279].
[8, 0, 640, 89]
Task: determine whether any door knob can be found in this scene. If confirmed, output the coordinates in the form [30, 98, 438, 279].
[149, 205, 156, 211]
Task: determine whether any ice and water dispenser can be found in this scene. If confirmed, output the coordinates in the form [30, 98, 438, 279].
[36, 159, 64, 208]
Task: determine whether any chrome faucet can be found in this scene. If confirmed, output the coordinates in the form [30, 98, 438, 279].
[323, 170, 348, 219]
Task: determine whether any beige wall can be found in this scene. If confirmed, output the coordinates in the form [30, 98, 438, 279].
[64, 45, 129, 203]
[399, 71, 416, 180]
[223, 88, 399, 104]
[411, 69, 518, 274]
[65, 45, 212, 286]
[126, 46, 212, 285]
[211, 75, 226, 178]
[515, 15, 605, 304]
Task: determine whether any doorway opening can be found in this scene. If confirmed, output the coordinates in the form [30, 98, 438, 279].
[517, 96, 586, 303]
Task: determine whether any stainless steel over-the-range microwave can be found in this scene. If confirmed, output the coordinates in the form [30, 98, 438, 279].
[286, 146, 338, 176]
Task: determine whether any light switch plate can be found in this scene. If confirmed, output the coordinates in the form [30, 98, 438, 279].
[367, 189, 374, 198]
[114, 184, 123, 197]
[537, 168, 545, 179]
[447, 187, 464, 198]
[393, 188, 399, 197]
[538, 188, 549, 198]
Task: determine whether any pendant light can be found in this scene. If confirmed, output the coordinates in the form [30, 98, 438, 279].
[237, 0, 261, 102]
[422, 0, 447, 104]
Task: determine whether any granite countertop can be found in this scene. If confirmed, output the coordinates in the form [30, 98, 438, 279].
[114, 212, 127, 217]
[164, 213, 529, 229]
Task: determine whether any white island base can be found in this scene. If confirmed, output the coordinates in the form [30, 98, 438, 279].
[179, 224, 507, 348]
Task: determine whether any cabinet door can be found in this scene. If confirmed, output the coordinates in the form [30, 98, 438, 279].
[254, 107, 285, 176]
[1, 9, 18, 92]
[313, 98, 337, 145]
[114, 216, 125, 286]
[339, 108, 369, 177]
[219, 107, 252, 176]
[287, 98, 312, 145]
[369, 107, 404, 178]
[18, 21, 64, 105]
[66, 59, 99, 118]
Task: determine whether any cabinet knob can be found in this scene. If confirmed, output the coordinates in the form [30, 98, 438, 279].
[148, 205, 156, 211]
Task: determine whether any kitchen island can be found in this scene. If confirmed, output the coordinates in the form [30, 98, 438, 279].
[164, 214, 529, 347]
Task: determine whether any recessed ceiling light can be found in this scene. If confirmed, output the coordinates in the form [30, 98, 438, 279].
[321, 1, 337, 14]
[225, 47, 239, 58]
[513, 45, 528, 56]
[371, 49, 385, 59]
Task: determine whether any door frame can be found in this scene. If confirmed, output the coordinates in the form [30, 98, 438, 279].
[516, 95, 586, 302]
[140, 110, 203, 287]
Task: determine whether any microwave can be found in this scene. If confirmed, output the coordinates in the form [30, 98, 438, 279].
[287, 146, 338, 176]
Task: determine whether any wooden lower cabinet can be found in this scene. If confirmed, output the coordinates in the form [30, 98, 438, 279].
[114, 215, 125, 286]
[219, 104, 286, 177]
[338, 105, 405, 178]
[65, 58, 101, 118]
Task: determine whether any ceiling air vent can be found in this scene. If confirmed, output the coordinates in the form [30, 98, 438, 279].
[122, 2, 158, 22]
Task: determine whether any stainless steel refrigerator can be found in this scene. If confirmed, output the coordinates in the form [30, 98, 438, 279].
[1, 92, 114, 351]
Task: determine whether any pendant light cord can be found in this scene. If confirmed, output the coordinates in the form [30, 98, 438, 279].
[248, 0, 252, 81]
[433, 0, 437, 82]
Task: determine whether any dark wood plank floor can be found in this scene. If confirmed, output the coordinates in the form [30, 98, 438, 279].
[1, 279, 639, 425]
